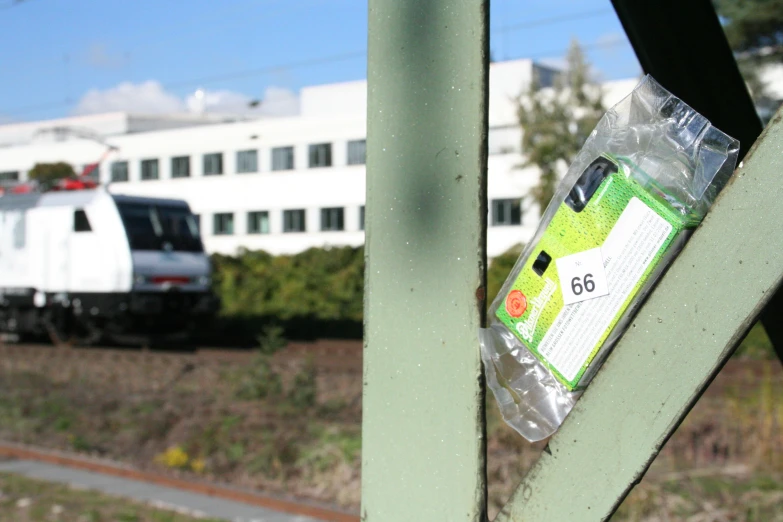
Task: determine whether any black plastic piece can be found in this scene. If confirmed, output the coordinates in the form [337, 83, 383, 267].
[532, 250, 552, 276]
[610, 0, 761, 161]
[564, 157, 618, 213]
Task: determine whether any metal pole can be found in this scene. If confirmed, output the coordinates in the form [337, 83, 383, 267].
[362, 1, 489, 520]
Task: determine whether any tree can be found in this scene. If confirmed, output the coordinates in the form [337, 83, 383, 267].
[27, 162, 76, 185]
[517, 39, 604, 211]
[713, 0, 783, 120]
[714, 0, 783, 54]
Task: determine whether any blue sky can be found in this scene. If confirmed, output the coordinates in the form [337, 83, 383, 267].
[0, 0, 641, 121]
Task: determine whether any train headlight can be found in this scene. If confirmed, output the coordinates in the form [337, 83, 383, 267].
[134, 275, 147, 285]
[197, 276, 211, 286]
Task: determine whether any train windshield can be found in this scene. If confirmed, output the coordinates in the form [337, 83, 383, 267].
[116, 201, 203, 252]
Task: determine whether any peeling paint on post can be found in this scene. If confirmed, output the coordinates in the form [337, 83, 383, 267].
[362, 1, 489, 521]
[496, 109, 783, 521]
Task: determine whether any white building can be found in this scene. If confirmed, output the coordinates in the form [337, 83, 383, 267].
[0, 59, 638, 258]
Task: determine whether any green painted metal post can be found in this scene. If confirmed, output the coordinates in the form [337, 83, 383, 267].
[362, 1, 489, 521]
[495, 110, 783, 520]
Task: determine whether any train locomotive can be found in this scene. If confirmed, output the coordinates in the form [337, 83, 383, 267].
[0, 187, 218, 344]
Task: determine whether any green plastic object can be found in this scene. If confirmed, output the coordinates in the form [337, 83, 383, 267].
[496, 154, 695, 390]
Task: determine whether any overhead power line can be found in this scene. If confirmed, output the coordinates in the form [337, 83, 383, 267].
[495, 8, 615, 34]
[1, 37, 631, 119]
[1, 51, 367, 118]
[164, 51, 366, 89]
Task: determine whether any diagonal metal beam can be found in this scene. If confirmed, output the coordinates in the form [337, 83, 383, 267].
[611, 0, 783, 364]
[361, 1, 490, 520]
[495, 108, 783, 520]
[611, 0, 762, 160]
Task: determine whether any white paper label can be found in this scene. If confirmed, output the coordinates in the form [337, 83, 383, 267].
[537, 197, 673, 382]
[556, 248, 610, 305]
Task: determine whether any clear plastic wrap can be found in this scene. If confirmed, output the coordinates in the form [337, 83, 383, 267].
[480, 75, 740, 442]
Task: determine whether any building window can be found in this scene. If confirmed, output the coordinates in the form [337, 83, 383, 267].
[283, 209, 306, 233]
[74, 209, 92, 232]
[491, 198, 522, 226]
[213, 213, 234, 235]
[236, 150, 258, 173]
[0, 171, 19, 184]
[193, 214, 201, 234]
[347, 139, 366, 165]
[140, 159, 159, 181]
[308, 143, 332, 168]
[203, 153, 223, 176]
[359, 205, 365, 231]
[271, 146, 294, 171]
[111, 161, 128, 182]
[320, 207, 344, 231]
[247, 211, 270, 234]
[171, 156, 190, 178]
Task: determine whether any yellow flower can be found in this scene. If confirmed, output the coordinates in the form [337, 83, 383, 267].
[154, 446, 190, 469]
[190, 458, 206, 473]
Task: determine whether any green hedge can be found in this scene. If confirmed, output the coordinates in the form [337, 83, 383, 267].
[209, 247, 364, 342]
[211, 244, 522, 321]
[209, 244, 773, 357]
[207, 244, 521, 342]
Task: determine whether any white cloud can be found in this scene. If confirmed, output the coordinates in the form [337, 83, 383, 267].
[185, 86, 299, 117]
[185, 89, 251, 114]
[73, 81, 185, 115]
[72, 82, 299, 117]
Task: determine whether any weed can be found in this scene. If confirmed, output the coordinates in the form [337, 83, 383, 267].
[81, 509, 102, 522]
[221, 414, 242, 430]
[318, 399, 348, 416]
[234, 356, 282, 401]
[115, 510, 140, 522]
[226, 443, 245, 463]
[288, 358, 317, 410]
[257, 324, 287, 356]
[245, 433, 299, 479]
[190, 423, 220, 457]
[53, 416, 72, 432]
[298, 425, 361, 473]
[68, 434, 92, 452]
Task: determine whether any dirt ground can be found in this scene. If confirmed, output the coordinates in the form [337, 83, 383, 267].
[0, 339, 781, 520]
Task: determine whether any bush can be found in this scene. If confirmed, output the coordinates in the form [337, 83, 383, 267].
[211, 246, 364, 322]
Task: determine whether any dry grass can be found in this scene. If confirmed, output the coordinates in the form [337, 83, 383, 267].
[0, 329, 780, 520]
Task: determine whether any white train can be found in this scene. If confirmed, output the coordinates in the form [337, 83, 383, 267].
[0, 187, 218, 344]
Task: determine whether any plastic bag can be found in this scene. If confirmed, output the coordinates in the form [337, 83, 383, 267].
[480, 75, 740, 442]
